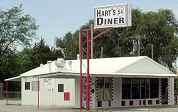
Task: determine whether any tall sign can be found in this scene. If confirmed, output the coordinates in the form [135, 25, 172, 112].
[94, 4, 132, 29]
[80, 3, 132, 112]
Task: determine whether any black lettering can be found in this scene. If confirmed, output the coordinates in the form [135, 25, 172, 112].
[113, 9, 116, 15]
[97, 10, 101, 17]
[105, 10, 109, 16]
[97, 18, 103, 25]
[114, 18, 118, 24]
[108, 10, 111, 16]
[104, 18, 107, 25]
[119, 17, 125, 23]
[107, 18, 112, 24]
[102, 10, 105, 16]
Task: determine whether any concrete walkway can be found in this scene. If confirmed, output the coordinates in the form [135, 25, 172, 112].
[1, 100, 178, 112]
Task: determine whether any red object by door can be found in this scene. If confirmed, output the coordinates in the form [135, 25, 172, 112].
[64, 92, 70, 101]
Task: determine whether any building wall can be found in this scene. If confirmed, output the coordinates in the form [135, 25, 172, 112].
[168, 76, 175, 105]
[75, 77, 80, 108]
[21, 77, 39, 105]
[21, 77, 76, 107]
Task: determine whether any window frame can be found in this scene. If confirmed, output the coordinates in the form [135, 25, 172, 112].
[58, 84, 64, 92]
[25, 82, 30, 90]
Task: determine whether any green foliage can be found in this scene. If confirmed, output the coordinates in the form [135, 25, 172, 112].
[56, 9, 178, 72]
[56, 31, 79, 60]
[1, 8, 178, 82]
[0, 5, 38, 81]
[32, 38, 62, 67]
[0, 6, 38, 61]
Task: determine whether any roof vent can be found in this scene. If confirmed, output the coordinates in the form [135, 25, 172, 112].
[40, 64, 43, 67]
[47, 61, 52, 63]
[55, 58, 65, 68]
[77, 54, 80, 60]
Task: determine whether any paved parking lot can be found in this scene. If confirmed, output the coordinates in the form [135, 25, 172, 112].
[1, 100, 178, 112]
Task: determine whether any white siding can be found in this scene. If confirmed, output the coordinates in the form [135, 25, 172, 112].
[21, 77, 39, 105]
[21, 77, 76, 107]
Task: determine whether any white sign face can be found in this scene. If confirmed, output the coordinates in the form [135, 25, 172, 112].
[94, 4, 132, 29]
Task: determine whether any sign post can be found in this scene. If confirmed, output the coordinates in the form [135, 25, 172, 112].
[80, 4, 132, 112]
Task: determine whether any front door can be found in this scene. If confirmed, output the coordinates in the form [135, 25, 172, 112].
[40, 78, 55, 106]
[54, 78, 75, 107]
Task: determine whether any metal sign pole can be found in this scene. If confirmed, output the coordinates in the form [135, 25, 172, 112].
[86, 30, 91, 111]
[90, 24, 94, 59]
[79, 31, 83, 112]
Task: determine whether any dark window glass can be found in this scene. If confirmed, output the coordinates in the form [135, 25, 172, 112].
[141, 80, 146, 99]
[58, 84, 64, 92]
[108, 101, 111, 107]
[97, 101, 102, 107]
[122, 78, 131, 99]
[143, 100, 146, 105]
[121, 101, 125, 106]
[105, 78, 112, 88]
[96, 78, 113, 101]
[130, 101, 133, 105]
[96, 78, 104, 88]
[132, 79, 140, 99]
[25, 82, 30, 90]
[146, 79, 150, 98]
[139, 100, 142, 105]
[148, 100, 152, 105]
[150, 79, 159, 98]
[156, 100, 159, 104]
[122, 78, 159, 100]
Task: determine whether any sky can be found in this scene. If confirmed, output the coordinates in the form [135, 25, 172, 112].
[0, 0, 178, 47]
[0, 0, 178, 66]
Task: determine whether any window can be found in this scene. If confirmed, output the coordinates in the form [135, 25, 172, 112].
[25, 82, 30, 90]
[32, 81, 39, 91]
[129, 101, 133, 106]
[121, 101, 125, 106]
[96, 78, 104, 88]
[58, 84, 64, 92]
[96, 78, 113, 101]
[122, 78, 159, 99]
[150, 79, 159, 98]
[148, 100, 152, 105]
[122, 79, 131, 99]
[97, 101, 102, 107]
[132, 79, 140, 99]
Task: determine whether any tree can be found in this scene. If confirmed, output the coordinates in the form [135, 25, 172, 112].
[0, 5, 38, 81]
[0, 5, 38, 64]
[56, 9, 178, 72]
[32, 38, 62, 67]
[56, 32, 79, 60]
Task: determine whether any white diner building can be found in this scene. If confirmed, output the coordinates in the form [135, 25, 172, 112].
[5, 56, 175, 108]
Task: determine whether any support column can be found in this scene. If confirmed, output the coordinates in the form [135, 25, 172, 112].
[90, 77, 96, 108]
[159, 78, 162, 104]
[112, 78, 122, 107]
[5, 81, 8, 105]
[168, 77, 174, 105]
